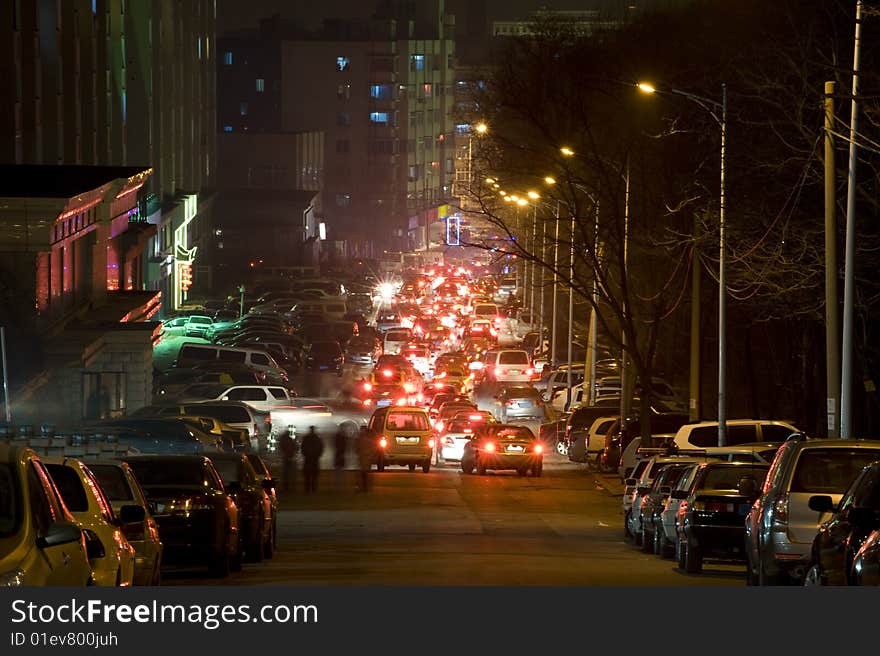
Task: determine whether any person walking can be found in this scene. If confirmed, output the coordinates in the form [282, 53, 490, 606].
[333, 424, 349, 489]
[356, 428, 375, 493]
[301, 426, 324, 494]
[278, 429, 297, 493]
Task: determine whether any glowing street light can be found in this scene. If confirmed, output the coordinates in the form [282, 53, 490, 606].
[637, 82, 656, 94]
[544, 176, 557, 185]
[527, 191, 540, 200]
[474, 122, 488, 135]
[560, 146, 575, 157]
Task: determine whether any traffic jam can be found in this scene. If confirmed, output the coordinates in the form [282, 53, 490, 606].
[3, 258, 880, 588]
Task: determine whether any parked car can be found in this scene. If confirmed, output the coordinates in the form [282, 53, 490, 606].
[675, 461, 770, 574]
[744, 436, 880, 585]
[242, 453, 278, 552]
[133, 401, 269, 449]
[208, 453, 274, 562]
[670, 419, 798, 451]
[461, 424, 544, 476]
[637, 462, 695, 556]
[802, 460, 880, 585]
[852, 529, 880, 586]
[345, 335, 383, 367]
[184, 315, 214, 338]
[44, 458, 137, 586]
[125, 455, 242, 577]
[304, 340, 345, 376]
[178, 383, 294, 413]
[87, 460, 163, 585]
[569, 415, 617, 464]
[0, 445, 93, 586]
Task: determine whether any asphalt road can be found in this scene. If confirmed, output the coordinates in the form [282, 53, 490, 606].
[165, 454, 745, 586]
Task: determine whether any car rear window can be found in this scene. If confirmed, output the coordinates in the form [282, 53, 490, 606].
[790, 448, 880, 494]
[45, 464, 89, 512]
[127, 461, 204, 488]
[386, 331, 410, 342]
[89, 465, 134, 502]
[386, 412, 430, 431]
[499, 351, 529, 365]
[699, 465, 769, 490]
[210, 458, 241, 485]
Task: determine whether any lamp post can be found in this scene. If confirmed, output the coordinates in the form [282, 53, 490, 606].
[638, 81, 728, 446]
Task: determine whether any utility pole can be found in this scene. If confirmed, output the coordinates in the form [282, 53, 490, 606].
[841, 0, 863, 439]
[620, 157, 632, 422]
[550, 202, 561, 368]
[689, 213, 701, 422]
[239, 285, 245, 318]
[538, 219, 546, 356]
[565, 214, 575, 410]
[1, 327, 10, 422]
[825, 81, 840, 438]
[586, 198, 600, 405]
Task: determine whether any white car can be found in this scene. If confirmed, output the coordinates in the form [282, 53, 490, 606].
[383, 328, 412, 355]
[178, 383, 294, 413]
[439, 418, 477, 461]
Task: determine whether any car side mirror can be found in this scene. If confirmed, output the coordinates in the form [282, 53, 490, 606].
[670, 489, 687, 500]
[119, 505, 146, 524]
[737, 477, 760, 498]
[625, 478, 637, 486]
[808, 495, 836, 514]
[37, 522, 83, 549]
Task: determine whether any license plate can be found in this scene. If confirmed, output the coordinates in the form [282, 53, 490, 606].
[319, 365, 328, 370]
[518, 402, 532, 408]
[396, 436, 419, 444]
[377, 399, 391, 407]
[506, 445, 524, 452]
[510, 369, 521, 374]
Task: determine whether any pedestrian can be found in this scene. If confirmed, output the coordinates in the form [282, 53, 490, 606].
[356, 428, 375, 493]
[333, 424, 349, 489]
[301, 426, 324, 494]
[278, 429, 297, 493]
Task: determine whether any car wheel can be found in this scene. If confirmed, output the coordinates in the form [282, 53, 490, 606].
[532, 461, 543, 477]
[263, 523, 275, 560]
[230, 533, 243, 573]
[476, 459, 486, 476]
[623, 510, 633, 543]
[684, 542, 702, 574]
[462, 460, 474, 475]
[151, 561, 162, 587]
[248, 520, 264, 563]
[676, 539, 686, 570]
[422, 460, 431, 473]
[556, 440, 568, 456]
[745, 556, 759, 586]
[758, 557, 782, 586]
[803, 563, 825, 586]
[408, 463, 416, 472]
[517, 467, 527, 477]
[376, 458, 385, 472]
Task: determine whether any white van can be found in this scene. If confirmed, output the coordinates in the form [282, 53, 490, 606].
[174, 342, 284, 377]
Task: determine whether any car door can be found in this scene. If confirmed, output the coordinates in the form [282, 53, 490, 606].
[28, 461, 88, 585]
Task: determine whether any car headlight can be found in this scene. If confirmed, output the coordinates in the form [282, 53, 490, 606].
[1, 568, 25, 586]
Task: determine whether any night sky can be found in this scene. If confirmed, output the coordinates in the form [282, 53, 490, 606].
[216, 0, 625, 34]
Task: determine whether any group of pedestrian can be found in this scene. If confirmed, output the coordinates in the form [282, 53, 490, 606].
[277, 423, 376, 494]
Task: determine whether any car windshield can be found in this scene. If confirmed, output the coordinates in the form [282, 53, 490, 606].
[386, 331, 410, 342]
[505, 387, 539, 399]
[127, 461, 205, 489]
[699, 465, 769, 491]
[491, 427, 533, 441]
[311, 342, 341, 354]
[790, 449, 880, 494]
[89, 465, 134, 501]
[500, 352, 530, 365]
[0, 464, 20, 537]
[386, 412, 430, 431]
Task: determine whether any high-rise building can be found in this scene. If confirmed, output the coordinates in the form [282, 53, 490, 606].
[218, 2, 456, 256]
[1, 0, 217, 312]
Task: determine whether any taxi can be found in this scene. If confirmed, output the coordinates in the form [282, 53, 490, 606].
[367, 406, 434, 473]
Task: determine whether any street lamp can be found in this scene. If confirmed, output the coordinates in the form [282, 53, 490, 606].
[639, 80, 728, 445]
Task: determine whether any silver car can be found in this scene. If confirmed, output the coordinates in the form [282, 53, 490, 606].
[744, 435, 880, 585]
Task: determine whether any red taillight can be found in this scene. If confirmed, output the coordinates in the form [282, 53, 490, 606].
[396, 398, 407, 406]
[363, 398, 373, 406]
[253, 423, 259, 436]
[428, 439, 435, 448]
[363, 382, 373, 391]
[534, 444, 543, 454]
[382, 369, 393, 377]
[463, 428, 473, 434]
[435, 421, 444, 433]
[507, 400, 518, 406]
[416, 393, 424, 402]
[771, 494, 789, 531]
[525, 368, 534, 376]
[468, 414, 483, 421]
[379, 437, 388, 448]
[484, 442, 496, 453]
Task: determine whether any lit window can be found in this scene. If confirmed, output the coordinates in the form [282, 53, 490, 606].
[223, 126, 233, 132]
[223, 51, 233, 65]
[370, 112, 389, 125]
[422, 84, 432, 98]
[255, 78, 265, 92]
[455, 124, 470, 135]
[336, 193, 351, 207]
[370, 84, 392, 100]
[336, 56, 351, 71]
[410, 54, 424, 71]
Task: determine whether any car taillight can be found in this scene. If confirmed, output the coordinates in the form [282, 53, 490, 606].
[363, 398, 372, 406]
[428, 439, 435, 448]
[122, 520, 146, 542]
[404, 383, 415, 393]
[396, 398, 407, 406]
[468, 414, 483, 421]
[484, 442, 496, 453]
[525, 368, 534, 376]
[435, 421, 444, 433]
[382, 369, 393, 377]
[416, 393, 424, 402]
[379, 437, 388, 448]
[771, 493, 789, 531]
[495, 367, 505, 376]
[253, 423, 259, 436]
[463, 428, 473, 434]
[363, 382, 373, 391]
[534, 444, 543, 454]
[507, 400, 518, 406]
